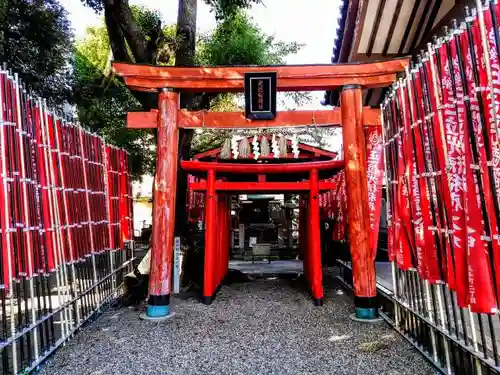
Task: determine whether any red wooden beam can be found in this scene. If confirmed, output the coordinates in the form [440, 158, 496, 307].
[189, 180, 336, 192]
[127, 108, 381, 129]
[181, 160, 344, 174]
[122, 74, 398, 92]
[128, 110, 157, 129]
[112, 59, 409, 92]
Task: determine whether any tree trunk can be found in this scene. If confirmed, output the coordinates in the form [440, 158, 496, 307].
[173, 0, 200, 287]
[174, 0, 197, 240]
[103, 0, 161, 110]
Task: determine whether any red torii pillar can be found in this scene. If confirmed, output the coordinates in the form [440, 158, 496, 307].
[341, 85, 378, 320]
[203, 169, 217, 304]
[308, 169, 323, 305]
[145, 89, 179, 319]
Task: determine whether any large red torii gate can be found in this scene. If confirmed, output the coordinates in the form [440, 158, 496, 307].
[113, 58, 409, 320]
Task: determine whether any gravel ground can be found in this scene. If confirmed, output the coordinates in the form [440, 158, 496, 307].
[38, 273, 436, 375]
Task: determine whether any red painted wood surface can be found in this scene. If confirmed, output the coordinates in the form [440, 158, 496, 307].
[187, 180, 336, 192]
[341, 87, 376, 298]
[127, 110, 157, 129]
[308, 169, 323, 300]
[204, 169, 217, 298]
[127, 108, 382, 129]
[124, 75, 398, 92]
[148, 90, 179, 297]
[113, 59, 409, 92]
[181, 160, 344, 174]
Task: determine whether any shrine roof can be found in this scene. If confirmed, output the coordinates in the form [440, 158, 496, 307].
[324, 0, 461, 107]
[192, 136, 338, 162]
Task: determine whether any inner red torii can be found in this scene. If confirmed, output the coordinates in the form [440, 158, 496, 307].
[112, 58, 409, 320]
[184, 139, 345, 305]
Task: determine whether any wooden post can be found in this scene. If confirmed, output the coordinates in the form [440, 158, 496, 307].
[341, 85, 378, 320]
[203, 169, 217, 304]
[298, 195, 305, 260]
[146, 89, 179, 319]
[308, 169, 323, 306]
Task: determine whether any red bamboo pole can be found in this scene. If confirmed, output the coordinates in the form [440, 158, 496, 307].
[203, 169, 217, 304]
[308, 169, 323, 306]
[341, 85, 378, 320]
[145, 89, 180, 319]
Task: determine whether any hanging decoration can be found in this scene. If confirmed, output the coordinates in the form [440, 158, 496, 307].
[279, 134, 287, 157]
[231, 135, 239, 159]
[252, 135, 260, 160]
[239, 137, 251, 158]
[291, 134, 299, 158]
[271, 134, 279, 158]
[220, 138, 231, 160]
[364, 127, 385, 259]
[260, 136, 270, 156]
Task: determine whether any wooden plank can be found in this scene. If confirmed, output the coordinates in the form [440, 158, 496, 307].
[366, 0, 387, 56]
[382, 0, 406, 55]
[127, 108, 381, 129]
[398, 0, 422, 54]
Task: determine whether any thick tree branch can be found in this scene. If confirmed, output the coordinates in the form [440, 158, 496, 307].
[104, 7, 131, 62]
[103, 0, 160, 108]
[103, 0, 150, 63]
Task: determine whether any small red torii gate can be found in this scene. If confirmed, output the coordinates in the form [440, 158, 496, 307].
[112, 58, 409, 320]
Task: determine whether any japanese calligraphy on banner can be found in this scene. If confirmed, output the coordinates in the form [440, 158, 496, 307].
[364, 127, 385, 259]
[381, 2, 500, 314]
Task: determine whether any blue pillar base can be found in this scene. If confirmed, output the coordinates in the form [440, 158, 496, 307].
[355, 307, 378, 319]
[313, 298, 323, 306]
[352, 296, 382, 323]
[350, 311, 383, 323]
[141, 294, 173, 321]
[147, 304, 169, 317]
[140, 305, 175, 322]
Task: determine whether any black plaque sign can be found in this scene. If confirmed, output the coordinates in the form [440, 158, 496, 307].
[244, 72, 277, 120]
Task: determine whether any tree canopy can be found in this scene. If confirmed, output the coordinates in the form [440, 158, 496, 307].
[0, 0, 73, 104]
[74, 6, 304, 178]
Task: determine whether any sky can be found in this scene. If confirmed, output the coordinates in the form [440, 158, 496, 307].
[61, 0, 343, 110]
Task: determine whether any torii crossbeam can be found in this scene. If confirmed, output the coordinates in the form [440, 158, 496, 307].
[113, 58, 409, 320]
